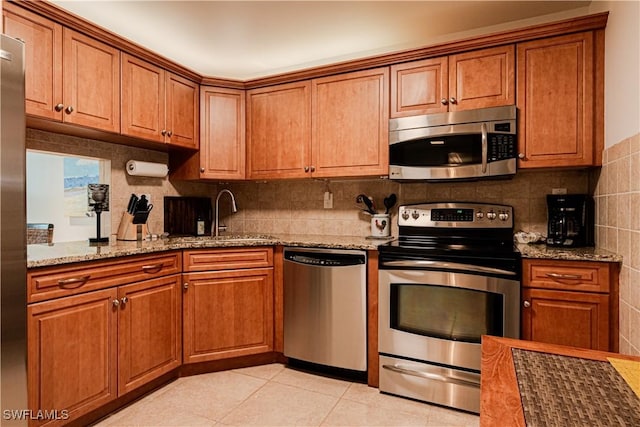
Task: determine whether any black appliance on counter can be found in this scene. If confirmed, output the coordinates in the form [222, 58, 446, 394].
[546, 194, 594, 247]
[164, 196, 212, 236]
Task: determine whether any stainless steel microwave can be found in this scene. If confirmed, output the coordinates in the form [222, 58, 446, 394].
[389, 105, 517, 181]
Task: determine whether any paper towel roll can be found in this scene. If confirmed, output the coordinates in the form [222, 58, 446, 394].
[126, 160, 168, 178]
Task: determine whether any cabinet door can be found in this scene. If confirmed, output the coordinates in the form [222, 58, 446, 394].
[390, 57, 448, 117]
[521, 288, 609, 351]
[28, 289, 118, 426]
[247, 81, 311, 179]
[63, 28, 120, 133]
[200, 86, 246, 179]
[183, 268, 274, 363]
[3, 3, 63, 120]
[312, 67, 389, 177]
[517, 32, 594, 168]
[448, 45, 515, 111]
[118, 275, 181, 395]
[165, 72, 199, 149]
[121, 53, 165, 143]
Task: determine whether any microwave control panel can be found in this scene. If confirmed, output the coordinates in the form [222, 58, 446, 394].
[488, 133, 516, 162]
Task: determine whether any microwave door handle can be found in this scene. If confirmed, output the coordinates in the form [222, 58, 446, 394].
[481, 122, 488, 174]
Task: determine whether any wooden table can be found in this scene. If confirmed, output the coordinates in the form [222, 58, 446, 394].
[480, 336, 640, 426]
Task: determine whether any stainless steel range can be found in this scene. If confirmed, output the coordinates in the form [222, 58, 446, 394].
[378, 202, 521, 413]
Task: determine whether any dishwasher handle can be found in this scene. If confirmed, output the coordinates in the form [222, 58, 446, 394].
[284, 250, 366, 267]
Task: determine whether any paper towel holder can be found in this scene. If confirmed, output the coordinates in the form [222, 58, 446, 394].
[126, 160, 168, 178]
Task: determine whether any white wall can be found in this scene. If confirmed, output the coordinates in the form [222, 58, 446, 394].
[590, 1, 640, 147]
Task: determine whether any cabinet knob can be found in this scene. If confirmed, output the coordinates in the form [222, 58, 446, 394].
[440, 98, 448, 105]
[65, 106, 74, 114]
[183, 282, 189, 290]
[304, 166, 310, 172]
[310, 166, 316, 172]
[518, 153, 525, 159]
[200, 167, 205, 173]
[449, 97, 457, 105]
[161, 129, 167, 136]
[112, 299, 120, 307]
[523, 300, 531, 308]
[54, 103, 64, 112]
[167, 130, 173, 137]
[120, 296, 129, 305]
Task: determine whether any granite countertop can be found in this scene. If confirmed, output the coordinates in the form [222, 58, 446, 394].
[27, 234, 390, 268]
[516, 243, 622, 263]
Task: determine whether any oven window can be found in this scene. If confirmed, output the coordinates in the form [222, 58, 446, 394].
[390, 284, 503, 343]
[389, 134, 482, 167]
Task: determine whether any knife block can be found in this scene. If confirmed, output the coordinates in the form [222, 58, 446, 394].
[116, 212, 148, 241]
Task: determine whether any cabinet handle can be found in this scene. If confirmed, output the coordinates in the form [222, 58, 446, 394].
[523, 300, 531, 308]
[304, 166, 310, 172]
[120, 296, 129, 305]
[449, 97, 457, 105]
[54, 103, 64, 112]
[65, 106, 74, 114]
[518, 153, 525, 159]
[57, 275, 91, 288]
[183, 282, 189, 290]
[141, 263, 163, 273]
[310, 166, 315, 172]
[112, 299, 120, 307]
[440, 98, 448, 105]
[545, 273, 582, 280]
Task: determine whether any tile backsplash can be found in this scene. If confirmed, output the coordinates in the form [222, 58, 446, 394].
[593, 132, 640, 356]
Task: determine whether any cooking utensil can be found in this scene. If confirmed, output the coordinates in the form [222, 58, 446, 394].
[127, 194, 138, 214]
[383, 193, 397, 214]
[356, 194, 376, 214]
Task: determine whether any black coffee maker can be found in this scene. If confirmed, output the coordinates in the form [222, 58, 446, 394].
[546, 194, 594, 247]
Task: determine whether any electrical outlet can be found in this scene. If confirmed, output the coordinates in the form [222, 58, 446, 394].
[323, 191, 333, 209]
[551, 188, 567, 195]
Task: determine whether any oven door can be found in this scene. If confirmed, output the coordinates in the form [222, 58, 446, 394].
[379, 266, 520, 372]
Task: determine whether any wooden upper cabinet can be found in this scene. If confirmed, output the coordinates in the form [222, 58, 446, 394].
[121, 53, 165, 142]
[247, 81, 312, 179]
[390, 57, 448, 116]
[391, 45, 514, 118]
[312, 67, 389, 177]
[517, 32, 595, 168]
[122, 54, 199, 148]
[166, 73, 199, 149]
[448, 45, 515, 111]
[63, 28, 120, 133]
[199, 86, 245, 179]
[2, 3, 63, 120]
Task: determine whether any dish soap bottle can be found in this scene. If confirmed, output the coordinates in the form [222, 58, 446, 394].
[196, 216, 205, 236]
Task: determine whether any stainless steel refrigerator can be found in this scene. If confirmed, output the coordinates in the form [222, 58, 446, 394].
[1, 34, 27, 425]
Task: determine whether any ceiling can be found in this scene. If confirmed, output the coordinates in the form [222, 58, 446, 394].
[50, 1, 594, 80]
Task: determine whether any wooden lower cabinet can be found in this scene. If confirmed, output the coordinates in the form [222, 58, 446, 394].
[183, 268, 274, 363]
[27, 274, 181, 426]
[521, 259, 619, 352]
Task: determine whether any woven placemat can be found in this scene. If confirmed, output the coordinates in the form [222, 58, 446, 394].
[512, 348, 640, 427]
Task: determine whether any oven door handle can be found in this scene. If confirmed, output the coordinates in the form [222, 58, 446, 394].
[481, 122, 488, 174]
[382, 364, 479, 387]
[381, 260, 516, 276]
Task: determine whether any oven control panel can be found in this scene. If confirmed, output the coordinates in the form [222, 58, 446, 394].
[398, 202, 513, 228]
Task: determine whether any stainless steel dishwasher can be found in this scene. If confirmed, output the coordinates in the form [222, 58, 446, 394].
[284, 247, 367, 373]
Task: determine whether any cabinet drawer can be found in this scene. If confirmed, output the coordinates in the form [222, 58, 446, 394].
[28, 251, 182, 303]
[183, 247, 273, 272]
[522, 259, 610, 293]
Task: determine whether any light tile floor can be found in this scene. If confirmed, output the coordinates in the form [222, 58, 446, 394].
[93, 364, 480, 427]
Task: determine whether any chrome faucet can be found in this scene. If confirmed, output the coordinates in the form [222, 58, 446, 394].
[214, 189, 238, 237]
